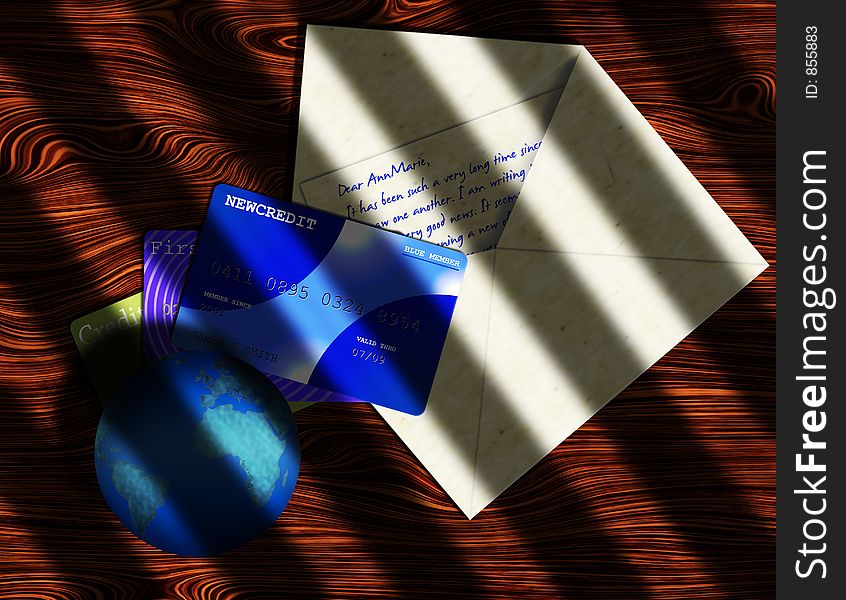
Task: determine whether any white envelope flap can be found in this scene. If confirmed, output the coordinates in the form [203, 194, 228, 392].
[457, 50, 768, 517]
[498, 51, 766, 268]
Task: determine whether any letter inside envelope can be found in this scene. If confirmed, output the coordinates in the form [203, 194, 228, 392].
[294, 26, 768, 518]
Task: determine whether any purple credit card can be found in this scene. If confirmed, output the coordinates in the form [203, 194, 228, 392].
[142, 230, 356, 404]
[143, 230, 197, 362]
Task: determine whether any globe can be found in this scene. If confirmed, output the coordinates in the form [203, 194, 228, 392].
[94, 350, 300, 556]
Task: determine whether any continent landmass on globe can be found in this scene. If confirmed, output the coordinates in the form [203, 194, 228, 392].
[195, 359, 275, 409]
[111, 460, 169, 535]
[194, 358, 291, 506]
[95, 416, 171, 536]
[195, 403, 289, 507]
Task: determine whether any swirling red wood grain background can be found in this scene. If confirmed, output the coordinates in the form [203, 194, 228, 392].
[0, 1, 774, 598]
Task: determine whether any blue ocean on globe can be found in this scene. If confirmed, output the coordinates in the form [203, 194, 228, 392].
[94, 350, 300, 556]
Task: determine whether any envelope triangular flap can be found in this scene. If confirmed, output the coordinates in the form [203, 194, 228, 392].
[497, 51, 767, 269]
[292, 25, 581, 201]
[465, 50, 768, 517]
[469, 249, 766, 516]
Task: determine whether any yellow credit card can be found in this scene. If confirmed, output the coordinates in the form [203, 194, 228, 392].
[70, 293, 143, 404]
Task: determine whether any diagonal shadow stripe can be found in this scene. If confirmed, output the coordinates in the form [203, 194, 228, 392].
[296, 403, 500, 598]
[611, 0, 775, 210]
[119, 1, 297, 197]
[0, 382, 161, 594]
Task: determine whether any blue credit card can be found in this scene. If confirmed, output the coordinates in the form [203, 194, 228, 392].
[172, 184, 467, 415]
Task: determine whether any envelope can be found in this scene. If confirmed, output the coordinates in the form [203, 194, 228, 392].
[292, 25, 768, 518]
